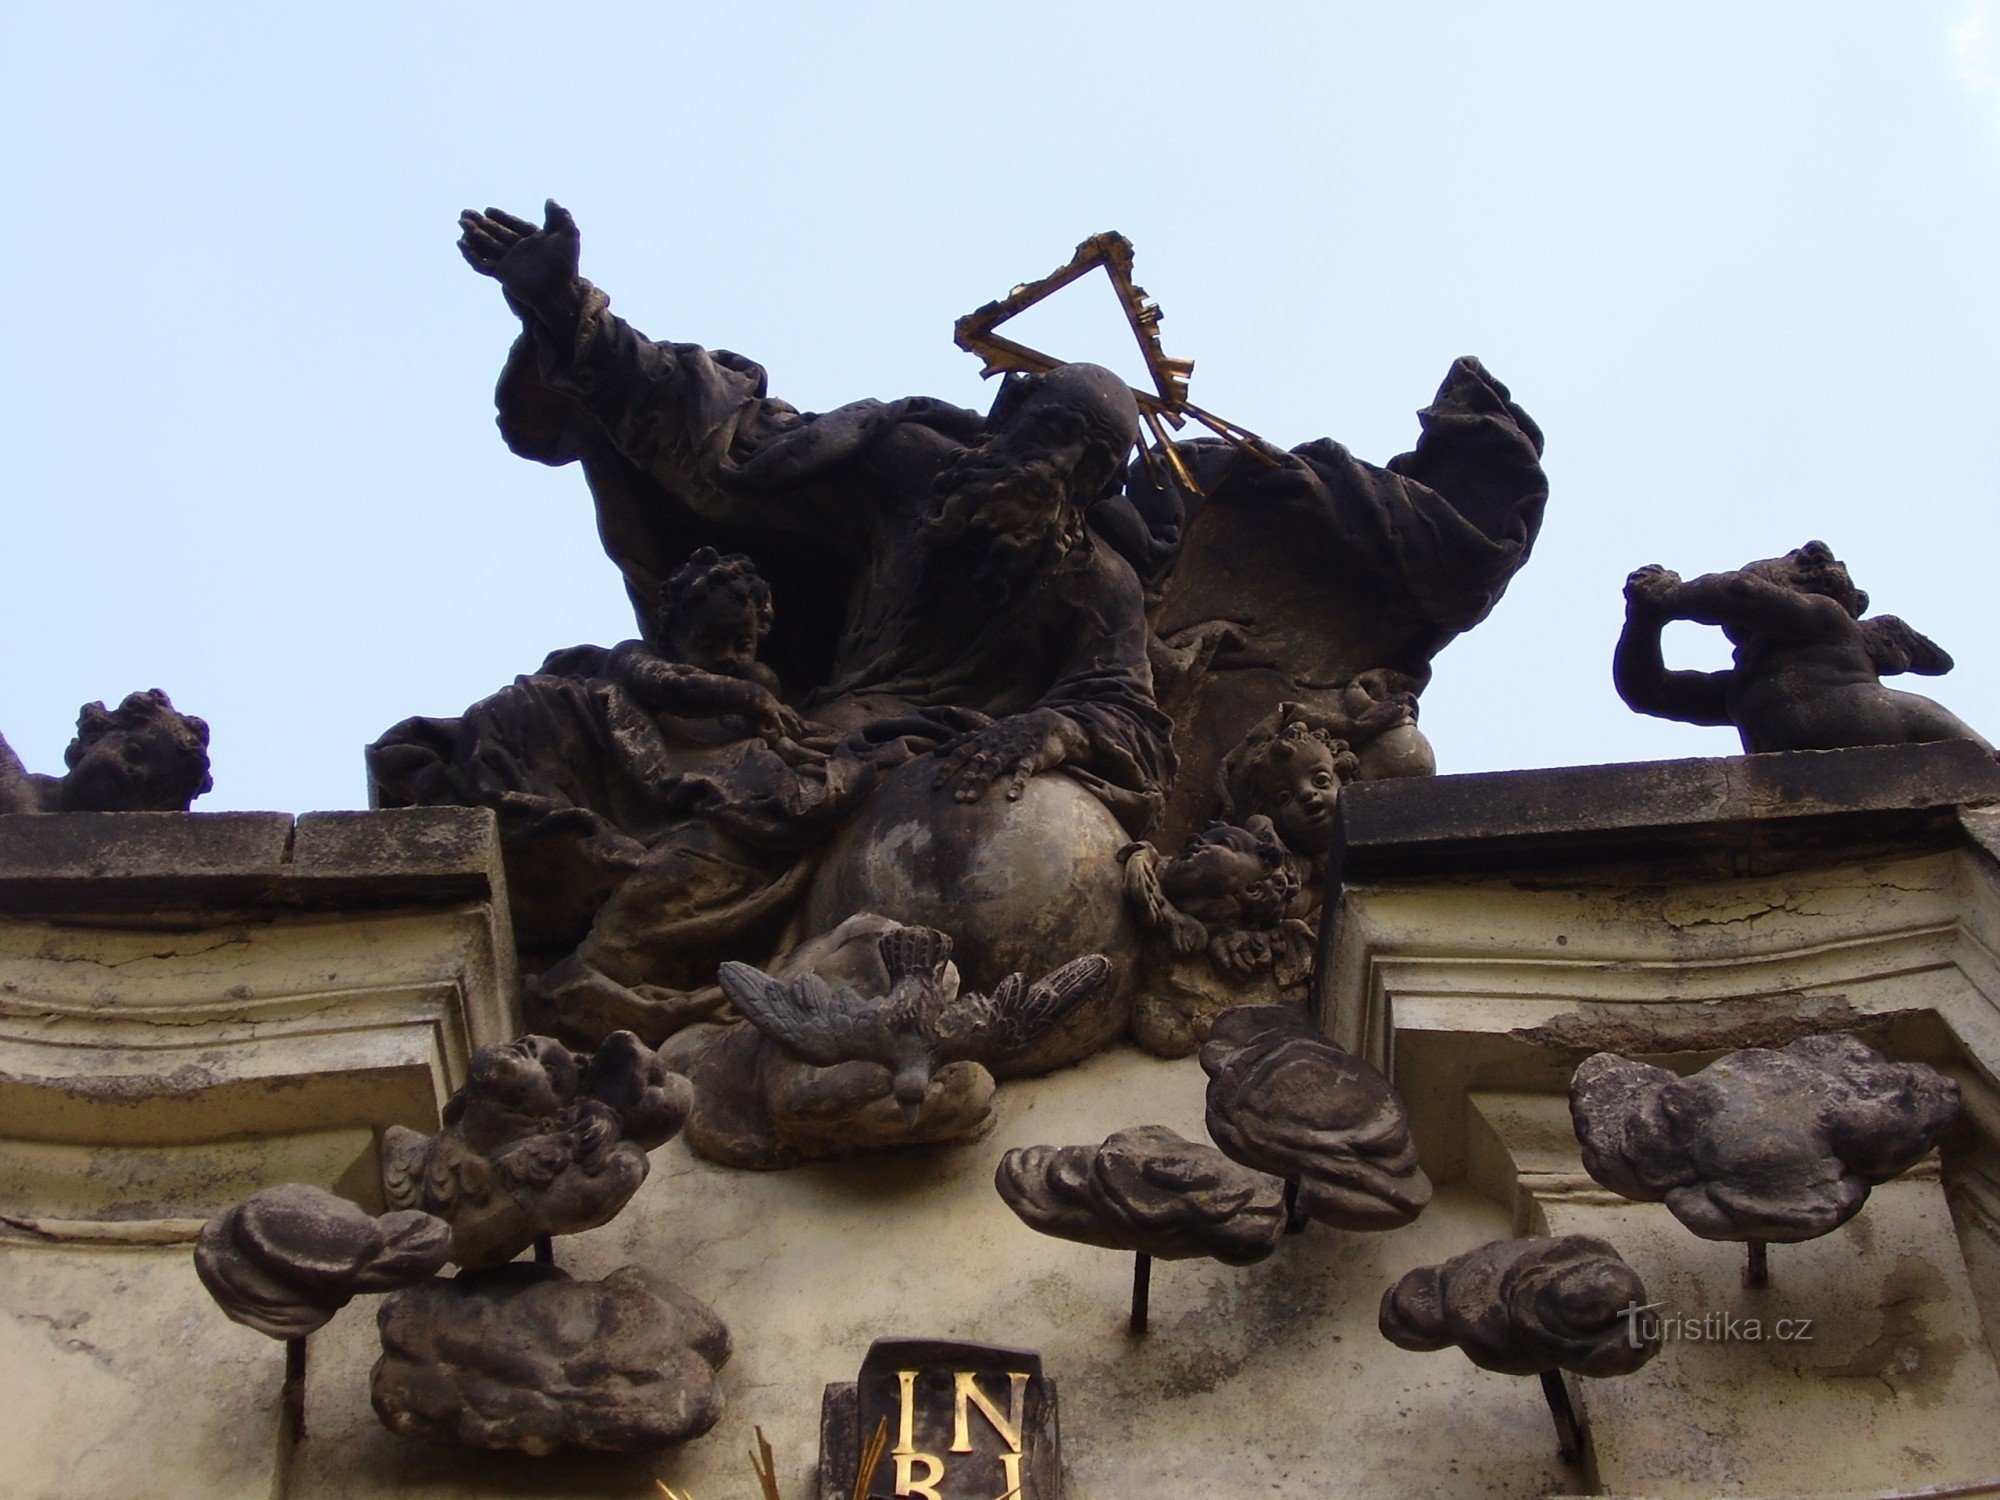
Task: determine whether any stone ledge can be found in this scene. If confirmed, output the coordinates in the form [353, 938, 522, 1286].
[0, 806, 502, 914]
[1333, 740, 2000, 882]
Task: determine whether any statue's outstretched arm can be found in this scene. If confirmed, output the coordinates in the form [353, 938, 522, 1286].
[461, 202, 809, 530]
[1660, 566, 1851, 644]
[1614, 566, 1732, 726]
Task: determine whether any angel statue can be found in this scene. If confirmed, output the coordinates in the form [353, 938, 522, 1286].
[1615, 540, 1992, 755]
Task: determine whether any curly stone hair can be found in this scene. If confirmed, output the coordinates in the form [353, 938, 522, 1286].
[1220, 716, 1359, 824]
[652, 546, 773, 644]
[67, 688, 213, 807]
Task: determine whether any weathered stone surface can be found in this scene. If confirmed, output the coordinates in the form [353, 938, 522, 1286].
[1332, 739, 2000, 883]
[674, 916, 1075, 1169]
[0, 1242, 292, 1500]
[380, 1033, 690, 1268]
[1322, 778, 2000, 1496]
[0, 805, 504, 914]
[996, 1124, 1285, 1263]
[195, 1184, 451, 1339]
[296, 1045, 1563, 1499]
[372, 1263, 729, 1454]
[0, 809, 520, 1500]
[1379, 1234, 1657, 1377]
[1570, 1034, 1959, 1242]
[1201, 1004, 1431, 1230]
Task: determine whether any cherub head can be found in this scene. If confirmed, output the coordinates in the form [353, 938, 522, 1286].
[1744, 540, 1868, 619]
[1223, 719, 1359, 856]
[60, 689, 212, 812]
[652, 547, 773, 672]
[446, 1035, 585, 1153]
[1157, 818, 1300, 927]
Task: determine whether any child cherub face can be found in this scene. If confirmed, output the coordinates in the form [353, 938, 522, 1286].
[1251, 737, 1342, 855]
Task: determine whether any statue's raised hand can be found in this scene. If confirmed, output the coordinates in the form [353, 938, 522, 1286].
[1623, 564, 1683, 616]
[457, 200, 580, 306]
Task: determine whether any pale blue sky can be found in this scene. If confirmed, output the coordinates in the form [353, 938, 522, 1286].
[4, 4, 1996, 812]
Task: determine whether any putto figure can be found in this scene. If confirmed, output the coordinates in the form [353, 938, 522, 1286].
[0, 688, 212, 813]
[373, 545, 882, 1043]
[1614, 540, 1992, 755]
[381, 1031, 692, 1268]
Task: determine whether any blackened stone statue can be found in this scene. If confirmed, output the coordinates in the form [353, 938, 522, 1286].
[378, 199, 1548, 1077]
[1615, 540, 1993, 755]
[0, 689, 211, 813]
[372, 547, 885, 1041]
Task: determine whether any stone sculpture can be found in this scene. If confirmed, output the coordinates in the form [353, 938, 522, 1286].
[1202, 1004, 1431, 1230]
[1378, 1234, 1658, 1378]
[1122, 698, 1406, 1055]
[371, 547, 882, 1045]
[0, 688, 211, 813]
[674, 917, 1109, 1169]
[1122, 819, 1312, 1057]
[197, 1032, 726, 1458]
[1614, 540, 1993, 755]
[378, 201, 1547, 1071]
[1569, 1034, 1960, 1246]
[718, 925, 1110, 1126]
[1380, 1234, 1658, 1464]
[381, 1031, 693, 1268]
[669, 916, 991, 1169]
[195, 1184, 452, 1340]
[995, 1124, 1287, 1265]
[373, 1263, 731, 1454]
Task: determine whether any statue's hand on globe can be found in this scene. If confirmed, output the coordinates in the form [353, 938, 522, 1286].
[457, 200, 581, 307]
[933, 708, 1088, 803]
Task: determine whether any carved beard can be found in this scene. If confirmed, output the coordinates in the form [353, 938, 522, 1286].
[923, 444, 1080, 598]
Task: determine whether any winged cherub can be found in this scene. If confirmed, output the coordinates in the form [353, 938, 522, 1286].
[1615, 540, 1993, 755]
[716, 927, 1111, 1127]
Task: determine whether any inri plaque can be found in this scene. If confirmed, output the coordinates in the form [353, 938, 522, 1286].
[819, 1337, 1060, 1499]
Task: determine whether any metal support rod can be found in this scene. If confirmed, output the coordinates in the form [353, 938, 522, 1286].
[1283, 1177, 1309, 1235]
[282, 1336, 308, 1443]
[1744, 1239, 1769, 1289]
[1539, 1370, 1585, 1466]
[1129, 1252, 1152, 1336]
[534, 1234, 554, 1266]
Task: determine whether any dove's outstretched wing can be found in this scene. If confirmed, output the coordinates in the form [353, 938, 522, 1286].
[716, 962, 888, 1067]
[934, 954, 1112, 1063]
